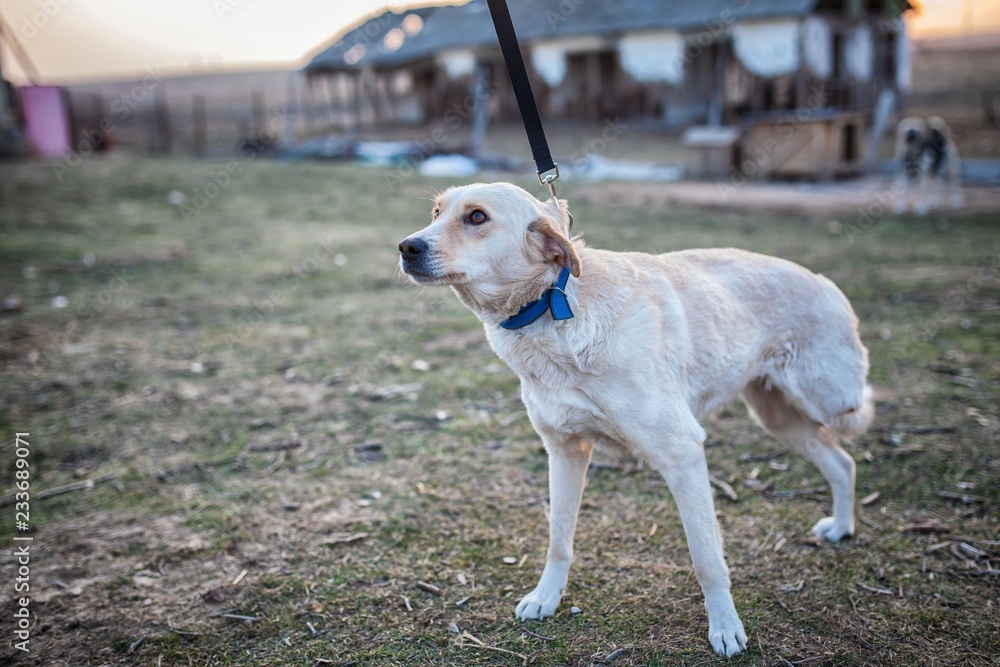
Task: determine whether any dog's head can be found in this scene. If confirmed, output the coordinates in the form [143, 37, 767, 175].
[398, 183, 580, 299]
[926, 116, 951, 141]
[897, 116, 926, 147]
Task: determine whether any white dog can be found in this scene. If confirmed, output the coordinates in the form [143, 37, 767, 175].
[399, 183, 873, 657]
[893, 116, 963, 215]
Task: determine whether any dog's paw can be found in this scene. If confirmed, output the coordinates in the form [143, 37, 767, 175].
[708, 613, 747, 658]
[812, 516, 853, 542]
[514, 587, 561, 620]
[914, 201, 929, 216]
[892, 199, 907, 215]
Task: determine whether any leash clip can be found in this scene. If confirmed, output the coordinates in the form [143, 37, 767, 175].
[537, 164, 559, 201]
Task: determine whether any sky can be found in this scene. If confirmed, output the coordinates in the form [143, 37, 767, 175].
[1, 0, 999, 84]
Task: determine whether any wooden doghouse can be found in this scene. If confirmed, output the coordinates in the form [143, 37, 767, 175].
[739, 109, 868, 180]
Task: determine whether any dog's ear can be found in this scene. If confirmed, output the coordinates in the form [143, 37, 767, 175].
[529, 216, 582, 277]
[546, 198, 574, 232]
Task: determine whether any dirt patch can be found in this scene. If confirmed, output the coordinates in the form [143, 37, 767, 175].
[573, 176, 1000, 218]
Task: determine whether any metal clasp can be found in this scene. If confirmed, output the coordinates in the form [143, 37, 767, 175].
[537, 164, 559, 200]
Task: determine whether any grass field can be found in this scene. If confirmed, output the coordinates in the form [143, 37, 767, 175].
[1, 155, 998, 666]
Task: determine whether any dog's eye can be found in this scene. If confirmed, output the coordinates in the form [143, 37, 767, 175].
[467, 209, 488, 225]
[433, 209, 440, 219]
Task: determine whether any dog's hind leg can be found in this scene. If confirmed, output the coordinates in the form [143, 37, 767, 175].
[915, 167, 931, 216]
[644, 429, 747, 657]
[781, 422, 855, 541]
[948, 152, 965, 209]
[515, 435, 593, 621]
[743, 381, 856, 542]
[892, 174, 910, 214]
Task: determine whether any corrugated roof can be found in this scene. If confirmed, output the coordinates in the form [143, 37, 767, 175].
[304, 0, 906, 73]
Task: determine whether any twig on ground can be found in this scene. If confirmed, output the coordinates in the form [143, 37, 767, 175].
[520, 627, 555, 641]
[1, 474, 117, 507]
[709, 475, 739, 501]
[771, 487, 827, 498]
[126, 636, 146, 655]
[258, 449, 287, 476]
[739, 449, 789, 463]
[457, 632, 529, 666]
[901, 521, 949, 533]
[860, 516, 884, 530]
[417, 581, 442, 595]
[939, 491, 985, 504]
[221, 614, 260, 622]
[247, 439, 302, 452]
[857, 583, 894, 595]
[860, 491, 880, 506]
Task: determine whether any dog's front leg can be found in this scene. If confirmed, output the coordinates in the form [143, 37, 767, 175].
[657, 445, 747, 657]
[515, 436, 593, 620]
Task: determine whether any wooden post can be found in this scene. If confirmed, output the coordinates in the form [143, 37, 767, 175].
[324, 75, 338, 123]
[586, 52, 600, 120]
[192, 95, 207, 155]
[373, 72, 384, 126]
[251, 90, 266, 138]
[708, 42, 726, 126]
[285, 73, 300, 145]
[352, 73, 362, 131]
[983, 91, 998, 127]
[150, 90, 172, 154]
[468, 60, 491, 157]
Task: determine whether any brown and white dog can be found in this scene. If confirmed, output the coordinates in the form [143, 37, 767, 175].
[399, 183, 873, 657]
[893, 116, 964, 215]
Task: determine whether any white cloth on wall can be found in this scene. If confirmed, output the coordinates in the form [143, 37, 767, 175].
[846, 24, 873, 82]
[802, 16, 832, 80]
[531, 43, 568, 87]
[617, 31, 685, 85]
[436, 49, 476, 79]
[895, 20, 911, 91]
[731, 19, 800, 77]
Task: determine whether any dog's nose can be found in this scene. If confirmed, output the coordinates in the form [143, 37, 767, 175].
[399, 237, 428, 262]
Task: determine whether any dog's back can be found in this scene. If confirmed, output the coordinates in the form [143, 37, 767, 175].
[568, 247, 871, 437]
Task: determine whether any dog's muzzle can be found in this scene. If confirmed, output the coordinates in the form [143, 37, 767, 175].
[399, 236, 434, 278]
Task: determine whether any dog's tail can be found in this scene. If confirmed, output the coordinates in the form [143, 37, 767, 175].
[829, 385, 875, 439]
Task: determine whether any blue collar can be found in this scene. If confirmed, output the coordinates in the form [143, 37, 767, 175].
[499, 266, 574, 330]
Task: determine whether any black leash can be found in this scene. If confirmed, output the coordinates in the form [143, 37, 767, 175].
[485, 0, 560, 201]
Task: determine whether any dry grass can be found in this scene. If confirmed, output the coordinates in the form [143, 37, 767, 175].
[0, 155, 997, 666]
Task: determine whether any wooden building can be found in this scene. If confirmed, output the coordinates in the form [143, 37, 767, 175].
[304, 0, 914, 178]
